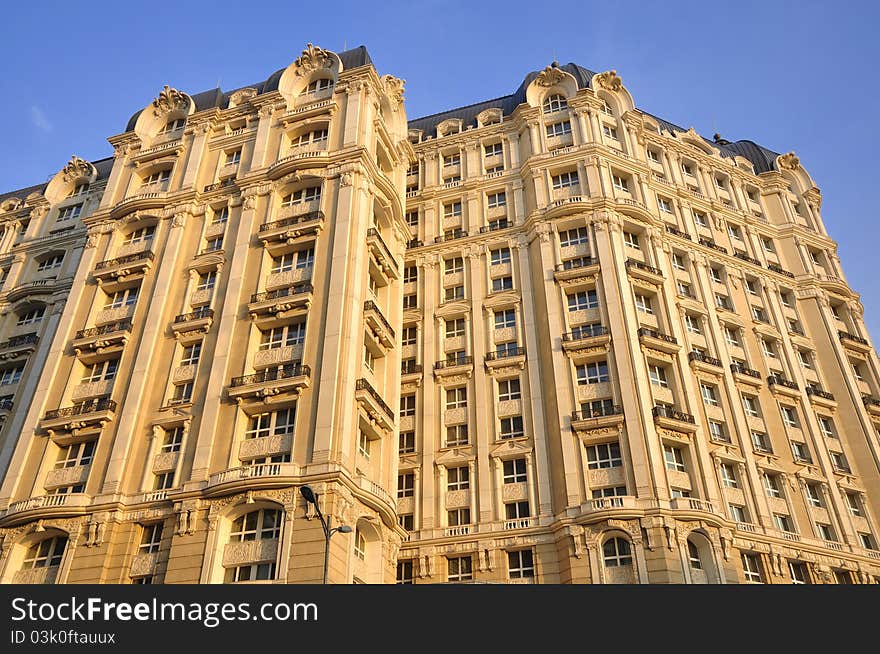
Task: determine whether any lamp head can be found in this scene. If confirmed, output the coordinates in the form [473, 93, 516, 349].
[338, 525, 353, 534]
[299, 485, 317, 505]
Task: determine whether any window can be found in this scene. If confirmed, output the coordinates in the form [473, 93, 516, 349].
[657, 197, 673, 214]
[594, 486, 628, 499]
[830, 451, 850, 473]
[293, 129, 328, 147]
[170, 381, 193, 405]
[123, 225, 155, 245]
[490, 247, 511, 266]
[54, 440, 96, 469]
[143, 169, 171, 188]
[567, 290, 599, 311]
[213, 206, 229, 224]
[719, 463, 739, 488]
[845, 492, 863, 517]
[791, 441, 811, 463]
[709, 266, 723, 283]
[502, 458, 527, 484]
[685, 314, 702, 334]
[724, 328, 740, 347]
[809, 249, 822, 266]
[158, 118, 185, 134]
[781, 406, 799, 428]
[498, 378, 521, 401]
[492, 309, 517, 331]
[752, 307, 768, 324]
[447, 556, 473, 582]
[161, 426, 184, 453]
[205, 236, 223, 252]
[805, 483, 823, 508]
[789, 561, 809, 584]
[830, 304, 842, 320]
[586, 442, 622, 469]
[244, 407, 296, 441]
[546, 121, 572, 138]
[612, 174, 629, 192]
[602, 124, 618, 140]
[305, 78, 333, 93]
[559, 227, 589, 247]
[397, 561, 414, 584]
[663, 445, 686, 472]
[505, 501, 530, 520]
[397, 473, 415, 499]
[708, 421, 728, 443]
[224, 149, 241, 166]
[700, 383, 718, 406]
[399, 395, 416, 418]
[507, 549, 535, 579]
[727, 224, 743, 241]
[398, 430, 415, 455]
[687, 541, 703, 570]
[447, 508, 470, 527]
[817, 523, 836, 542]
[281, 186, 321, 206]
[271, 249, 313, 274]
[741, 553, 764, 583]
[443, 152, 461, 168]
[693, 211, 708, 227]
[676, 281, 692, 297]
[484, 142, 503, 157]
[741, 394, 759, 417]
[672, 253, 686, 270]
[17, 306, 45, 325]
[259, 322, 306, 349]
[139, 524, 163, 554]
[648, 365, 668, 388]
[398, 514, 414, 531]
[576, 361, 609, 385]
[491, 276, 513, 292]
[543, 94, 568, 113]
[81, 358, 118, 383]
[37, 255, 64, 272]
[487, 192, 506, 209]
[647, 149, 660, 163]
[623, 231, 641, 249]
[57, 204, 82, 221]
[729, 504, 748, 523]
[22, 536, 68, 570]
[603, 538, 632, 567]
[859, 533, 876, 550]
[446, 424, 469, 446]
[818, 416, 836, 439]
[745, 279, 758, 296]
[70, 182, 89, 197]
[195, 271, 217, 291]
[752, 431, 771, 453]
[761, 237, 775, 253]
[551, 171, 578, 189]
[357, 431, 371, 459]
[153, 471, 175, 490]
[403, 293, 418, 309]
[796, 349, 813, 370]
[405, 210, 419, 227]
[444, 318, 466, 339]
[500, 416, 524, 440]
[634, 293, 653, 314]
[762, 472, 782, 498]
[446, 387, 467, 409]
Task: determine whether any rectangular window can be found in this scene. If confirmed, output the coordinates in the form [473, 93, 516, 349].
[742, 553, 764, 583]
[559, 227, 589, 247]
[491, 276, 514, 292]
[676, 281, 692, 297]
[762, 473, 782, 498]
[634, 293, 653, 314]
[81, 359, 119, 383]
[567, 290, 599, 312]
[139, 523, 163, 554]
[180, 342, 202, 366]
[403, 266, 418, 284]
[781, 406, 799, 428]
[672, 253, 686, 270]
[445, 387, 467, 409]
[401, 326, 418, 347]
[657, 197, 673, 214]
[447, 508, 471, 527]
[546, 121, 572, 138]
[500, 416, 524, 440]
[709, 266, 723, 283]
[161, 426, 184, 453]
[447, 556, 473, 582]
[845, 492, 863, 517]
[817, 523, 836, 542]
[503, 459, 527, 484]
[612, 174, 629, 192]
[444, 286, 465, 302]
[586, 442, 622, 469]
[399, 395, 416, 418]
[724, 328, 740, 347]
[751, 431, 771, 453]
[791, 441, 811, 463]
[700, 383, 718, 406]
[508, 550, 535, 579]
[576, 361, 609, 385]
[484, 142, 503, 157]
[498, 378, 522, 401]
[17, 307, 45, 325]
[445, 318, 466, 338]
[447, 466, 470, 491]
[396, 560, 414, 584]
[602, 124, 618, 140]
[37, 255, 64, 272]
[719, 463, 738, 488]
[729, 504, 748, 523]
[487, 192, 506, 209]
[282, 186, 321, 206]
[693, 211, 708, 227]
[647, 149, 660, 163]
[708, 421, 728, 443]
[397, 473, 415, 499]
[446, 424, 469, 446]
[551, 171, 579, 189]
[623, 231, 641, 249]
[663, 445, 686, 472]
[648, 365, 668, 388]
[805, 483, 823, 508]
[398, 431, 415, 454]
[818, 416, 836, 439]
[494, 309, 516, 330]
[490, 247, 511, 266]
[685, 314, 703, 334]
[742, 394, 759, 417]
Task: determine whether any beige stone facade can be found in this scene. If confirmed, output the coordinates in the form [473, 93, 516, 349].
[1, 47, 879, 585]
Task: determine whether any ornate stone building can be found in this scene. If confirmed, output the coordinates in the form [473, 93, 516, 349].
[1, 46, 879, 584]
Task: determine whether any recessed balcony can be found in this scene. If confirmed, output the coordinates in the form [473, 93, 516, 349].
[363, 300, 396, 348]
[93, 250, 155, 285]
[257, 210, 324, 245]
[637, 327, 679, 354]
[72, 319, 131, 356]
[248, 283, 313, 320]
[651, 405, 697, 433]
[0, 332, 38, 360]
[267, 148, 331, 179]
[171, 307, 214, 336]
[42, 397, 117, 435]
[625, 258, 665, 284]
[5, 279, 59, 303]
[227, 363, 311, 402]
[354, 378, 394, 432]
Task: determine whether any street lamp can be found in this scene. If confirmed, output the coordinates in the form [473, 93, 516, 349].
[300, 485, 352, 584]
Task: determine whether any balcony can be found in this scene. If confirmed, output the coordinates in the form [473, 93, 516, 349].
[205, 462, 298, 494]
[363, 300, 396, 348]
[571, 404, 624, 431]
[227, 363, 311, 402]
[93, 250, 154, 285]
[554, 256, 600, 282]
[730, 362, 761, 385]
[72, 319, 132, 356]
[562, 325, 610, 354]
[625, 258, 664, 284]
[44, 464, 90, 490]
[203, 178, 236, 193]
[637, 327, 679, 354]
[0, 332, 38, 360]
[0, 398, 13, 413]
[699, 238, 727, 255]
[479, 219, 511, 233]
[110, 189, 168, 219]
[767, 263, 795, 278]
[401, 362, 423, 378]
[863, 395, 880, 417]
[669, 497, 718, 515]
[5, 279, 59, 303]
[733, 250, 761, 266]
[366, 228, 400, 280]
[485, 347, 526, 371]
[239, 432, 292, 461]
[688, 350, 722, 371]
[248, 283, 313, 320]
[257, 211, 324, 245]
[838, 330, 871, 353]
[806, 385, 836, 407]
[665, 225, 692, 240]
[3, 493, 90, 522]
[267, 148, 331, 179]
[354, 378, 394, 432]
[584, 495, 638, 513]
[171, 307, 214, 335]
[767, 374, 799, 397]
[42, 397, 116, 435]
[652, 405, 697, 432]
[502, 517, 535, 531]
[406, 239, 424, 249]
[433, 355, 474, 378]
[434, 229, 468, 244]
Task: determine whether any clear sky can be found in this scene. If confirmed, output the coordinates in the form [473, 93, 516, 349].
[2, 0, 879, 335]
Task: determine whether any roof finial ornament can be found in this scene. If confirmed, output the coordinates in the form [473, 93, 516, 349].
[594, 70, 623, 92]
[551, 60, 559, 68]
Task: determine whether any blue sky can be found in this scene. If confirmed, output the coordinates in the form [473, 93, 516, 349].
[3, 1, 879, 336]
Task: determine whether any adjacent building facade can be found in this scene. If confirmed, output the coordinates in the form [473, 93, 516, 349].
[1, 45, 879, 585]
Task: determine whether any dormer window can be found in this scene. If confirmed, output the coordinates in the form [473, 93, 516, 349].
[158, 118, 185, 135]
[58, 204, 82, 221]
[69, 182, 89, 197]
[601, 100, 614, 116]
[542, 94, 567, 114]
[305, 78, 333, 94]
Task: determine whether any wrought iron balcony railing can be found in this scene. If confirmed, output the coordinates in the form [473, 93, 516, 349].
[230, 363, 310, 388]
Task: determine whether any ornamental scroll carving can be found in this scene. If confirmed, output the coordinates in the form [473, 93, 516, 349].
[381, 75, 405, 105]
[777, 152, 800, 171]
[294, 43, 334, 76]
[595, 70, 623, 92]
[152, 86, 191, 117]
[535, 64, 568, 87]
[61, 156, 93, 182]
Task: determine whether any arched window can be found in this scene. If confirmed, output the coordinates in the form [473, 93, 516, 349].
[224, 508, 282, 583]
[354, 528, 366, 561]
[23, 535, 68, 570]
[602, 537, 632, 567]
[687, 540, 703, 569]
[304, 78, 334, 95]
[158, 117, 186, 135]
[543, 94, 568, 114]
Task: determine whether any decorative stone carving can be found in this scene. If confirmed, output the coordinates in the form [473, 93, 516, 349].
[294, 43, 334, 76]
[535, 64, 568, 87]
[381, 75, 405, 105]
[230, 88, 258, 107]
[223, 538, 279, 566]
[152, 86, 191, 117]
[777, 152, 800, 171]
[595, 70, 623, 92]
[61, 156, 93, 182]
[130, 552, 158, 577]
